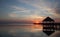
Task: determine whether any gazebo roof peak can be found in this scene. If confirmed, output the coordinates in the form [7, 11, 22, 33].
[43, 17, 55, 22]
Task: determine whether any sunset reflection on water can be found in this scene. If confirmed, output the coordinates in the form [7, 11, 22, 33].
[31, 24, 43, 32]
[0, 24, 43, 32]
[0, 24, 48, 37]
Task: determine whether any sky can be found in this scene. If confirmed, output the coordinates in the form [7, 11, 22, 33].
[0, 0, 60, 23]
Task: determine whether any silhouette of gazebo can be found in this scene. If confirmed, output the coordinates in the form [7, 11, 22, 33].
[42, 17, 55, 36]
[33, 17, 60, 36]
[43, 17, 55, 22]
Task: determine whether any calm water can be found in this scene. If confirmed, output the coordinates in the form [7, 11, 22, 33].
[0, 24, 48, 37]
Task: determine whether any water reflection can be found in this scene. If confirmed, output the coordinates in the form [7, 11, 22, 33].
[0, 24, 48, 37]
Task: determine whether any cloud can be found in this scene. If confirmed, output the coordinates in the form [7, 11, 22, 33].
[9, 6, 33, 18]
[55, 8, 60, 15]
[9, 6, 45, 19]
[18, 0, 57, 9]
[54, 18, 60, 22]
[17, 0, 59, 18]
[8, 0, 60, 19]
[53, 1, 60, 18]
[11, 6, 31, 12]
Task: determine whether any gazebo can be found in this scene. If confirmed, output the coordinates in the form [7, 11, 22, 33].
[42, 17, 55, 36]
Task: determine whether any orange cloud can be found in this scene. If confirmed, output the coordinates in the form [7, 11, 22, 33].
[54, 18, 60, 22]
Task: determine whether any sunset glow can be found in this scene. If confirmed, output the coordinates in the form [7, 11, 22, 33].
[0, 0, 60, 37]
[0, 0, 60, 23]
[33, 19, 40, 23]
